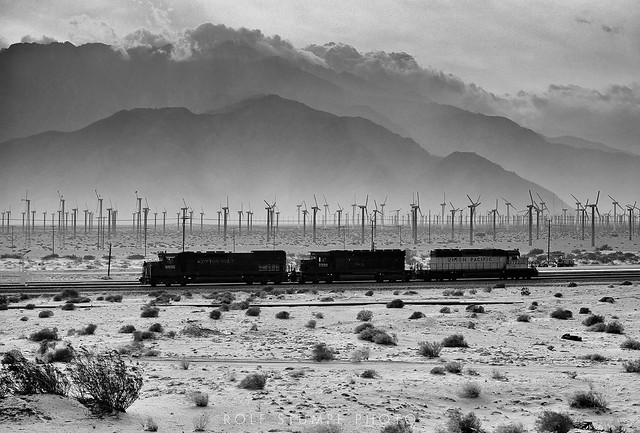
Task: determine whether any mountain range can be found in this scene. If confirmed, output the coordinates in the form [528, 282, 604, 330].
[1, 37, 636, 213]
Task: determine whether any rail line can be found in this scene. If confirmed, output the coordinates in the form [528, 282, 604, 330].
[0, 267, 638, 293]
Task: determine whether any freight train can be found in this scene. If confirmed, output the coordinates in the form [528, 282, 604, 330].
[140, 248, 537, 286]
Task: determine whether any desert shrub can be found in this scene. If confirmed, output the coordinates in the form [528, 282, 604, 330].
[358, 327, 397, 345]
[580, 353, 608, 362]
[5, 359, 71, 396]
[119, 325, 136, 334]
[567, 282, 577, 287]
[59, 289, 80, 299]
[311, 342, 335, 361]
[66, 297, 91, 304]
[288, 369, 305, 378]
[569, 390, 608, 411]
[219, 303, 230, 312]
[61, 303, 76, 311]
[29, 327, 59, 342]
[190, 391, 209, 407]
[148, 323, 163, 333]
[621, 338, 640, 350]
[430, 366, 445, 375]
[0, 303, 8, 311]
[350, 347, 370, 363]
[140, 306, 159, 318]
[386, 299, 404, 308]
[238, 373, 267, 390]
[245, 306, 261, 316]
[230, 300, 249, 310]
[365, 290, 374, 296]
[354, 322, 375, 333]
[451, 289, 465, 296]
[193, 413, 211, 432]
[483, 286, 493, 293]
[275, 311, 290, 319]
[181, 324, 216, 337]
[408, 311, 425, 319]
[442, 334, 468, 348]
[361, 369, 377, 379]
[313, 311, 324, 319]
[587, 323, 606, 332]
[142, 416, 158, 431]
[179, 358, 190, 370]
[622, 359, 640, 372]
[599, 296, 615, 303]
[380, 419, 413, 433]
[440, 306, 451, 314]
[38, 310, 54, 318]
[550, 308, 572, 320]
[494, 422, 526, 433]
[605, 321, 624, 334]
[356, 310, 373, 321]
[132, 331, 155, 341]
[492, 368, 507, 380]
[78, 323, 98, 336]
[306, 319, 317, 329]
[105, 294, 123, 303]
[520, 287, 531, 296]
[444, 361, 463, 374]
[418, 341, 442, 358]
[535, 411, 573, 433]
[443, 409, 483, 433]
[582, 314, 604, 326]
[24, 303, 35, 310]
[579, 307, 591, 314]
[320, 297, 334, 302]
[517, 314, 531, 322]
[554, 292, 563, 298]
[209, 309, 222, 320]
[465, 304, 484, 313]
[460, 382, 482, 398]
[69, 348, 143, 414]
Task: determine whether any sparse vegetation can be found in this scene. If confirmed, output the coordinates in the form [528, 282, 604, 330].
[275, 310, 290, 319]
[535, 411, 573, 433]
[238, 373, 267, 390]
[61, 303, 76, 311]
[361, 369, 377, 379]
[621, 338, 640, 350]
[444, 361, 463, 374]
[245, 306, 261, 316]
[460, 381, 482, 398]
[311, 342, 335, 361]
[140, 306, 159, 318]
[550, 308, 573, 320]
[430, 366, 445, 375]
[193, 413, 211, 432]
[29, 327, 59, 342]
[408, 311, 425, 319]
[587, 323, 606, 332]
[38, 310, 54, 318]
[141, 416, 158, 431]
[386, 299, 405, 308]
[569, 390, 608, 411]
[209, 309, 222, 319]
[582, 314, 604, 326]
[579, 307, 591, 314]
[442, 409, 483, 433]
[517, 314, 531, 322]
[148, 323, 163, 333]
[418, 341, 442, 358]
[580, 353, 608, 362]
[77, 323, 97, 336]
[356, 309, 373, 321]
[494, 422, 526, 433]
[380, 419, 413, 433]
[440, 306, 451, 314]
[350, 347, 370, 363]
[190, 391, 209, 407]
[305, 319, 317, 329]
[358, 326, 397, 345]
[442, 334, 468, 348]
[605, 321, 624, 334]
[132, 330, 155, 341]
[119, 324, 136, 334]
[623, 358, 640, 372]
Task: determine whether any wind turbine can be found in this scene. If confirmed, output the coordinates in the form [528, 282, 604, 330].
[467, 195, 481, 246]
[358, 195, 369, 245]
[449, 202, 461, 241]
[626, 202, 637, 241]
[379, 196, 387, 226]
[351, 196, 357, 227]
[571, 194, 582, 231]
[410, 193, 421, 244]
[371, 200, 382, 250]
[237, 203, 243, 236]
[571, 194, 587, 241]
[296, 203, 302, 225]
[336, 203, 344, 232]
[162, 208, 167, 236]
[489, 199, 499, 241]
[181, 199, 188, 252]
[441, 193, 447, 227]
[302, 201, 308, 238]
[526, 191, 538, 247]
[311, 195, 320, 243]
[222, 197, 229, 243]
[583, 191, 601, 247]
[200, 206, 205, 232]
[322, 195, 330, 228]
[608, 195, 624, 230]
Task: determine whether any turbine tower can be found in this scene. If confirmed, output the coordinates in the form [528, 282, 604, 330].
[312, 195, 320, 243]
[584, 191, 600, 247]
[441, 193, 447, 227]
[449, 202, 461, 241]
[467, 195, 481, 246]
[526, 191, 538, 247]
[222, 197, 229, 243]
[358, 195, 369, 245]
[322, 195, 330, 228]
[608, 195, 623, 230]
[626, 202, 637, 241]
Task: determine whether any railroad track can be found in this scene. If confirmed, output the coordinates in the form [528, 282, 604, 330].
[0, 268, 638, 293]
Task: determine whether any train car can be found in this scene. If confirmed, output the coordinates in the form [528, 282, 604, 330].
[297, 249, 408, 283]
[418, 248, 537, 281]
[140, 250, 287, 286]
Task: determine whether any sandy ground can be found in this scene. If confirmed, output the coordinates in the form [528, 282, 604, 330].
[1, 225, 640, 432]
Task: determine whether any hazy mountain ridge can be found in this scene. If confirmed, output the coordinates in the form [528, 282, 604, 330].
[0, 95, 560, 213]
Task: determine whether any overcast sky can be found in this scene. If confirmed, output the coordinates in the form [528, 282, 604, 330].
[1, 0, 638, 96]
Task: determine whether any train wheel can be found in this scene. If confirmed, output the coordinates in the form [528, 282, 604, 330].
[180, 281, 187, 287]
[164, 282, 172, 287]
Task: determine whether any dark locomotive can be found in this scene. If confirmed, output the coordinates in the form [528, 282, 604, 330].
[140, 247, 537, 286]
[140, 250, 287, 286]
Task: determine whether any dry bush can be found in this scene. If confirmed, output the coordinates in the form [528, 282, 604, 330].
[141, 416, 158, 432]
[623, 359, 640, 372]
[569, 390, 608, 411]
[365, 290, 374, 296]
[148, 323, 163, 333]
[535, 411, 573, 433]
[380, 419, 413, 433]
[350, 347, 370, 363]
[386, 299, 405, 308]
[605, 321, 624, 334]
[580, 353, 608, 362]
[517, 314, 531, 322]
[193, 413, 211, 432]
[587, 323, 606, 332]
[441, 409, 483, 433]
[313, 312, 324, 319]
[440, 306, 451, 314]
[140, 306, 159, 318]
[305, 319, 317, 329]
[582, 314, 605, 326]
[189, 391, 209, 407]
[494, 422, 526, 433]
[105, 294, 123, 303]
[119, 324, 136, 333]
[621, 338, 640, 350]
[492, 368, 507, 380]
[238, 373, 267, 390]
[306, 424, 342, 433]
[29, 327, 59, 342]
[356, 309, 373, 321]
[354, 322, 375, 333]
[442, 334, 468, 348]
[180, 324, 217, 337]
[430, 366, 445, 375]
[361, 369, 377, 379]
[179, 358, 190, 370]
[3, 359, 70, 396]
[444, 361, 463, 374]
[550, 308, 573, 320]
[465, 304, 484, 313]
[243, 306, 260, 316]
[25, 303, 35, 310]
[418, 341, 442, 358]
[38, 310, 54, 318]
[209, 309, 222, 319]
[579, 307, 591, 314]
[69, 348, 143, 414]
[408, 311, 425, 319]
[460, 382, 482, 398]
[61, 303, 76, 311]
[77, 323, 97, 336]
[358, 327, 397, 345]
[311, 342, 335, 361]
[275, 311, 290, 319]
[132, 330, 155, 342]
[288, 369, 305, 378]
